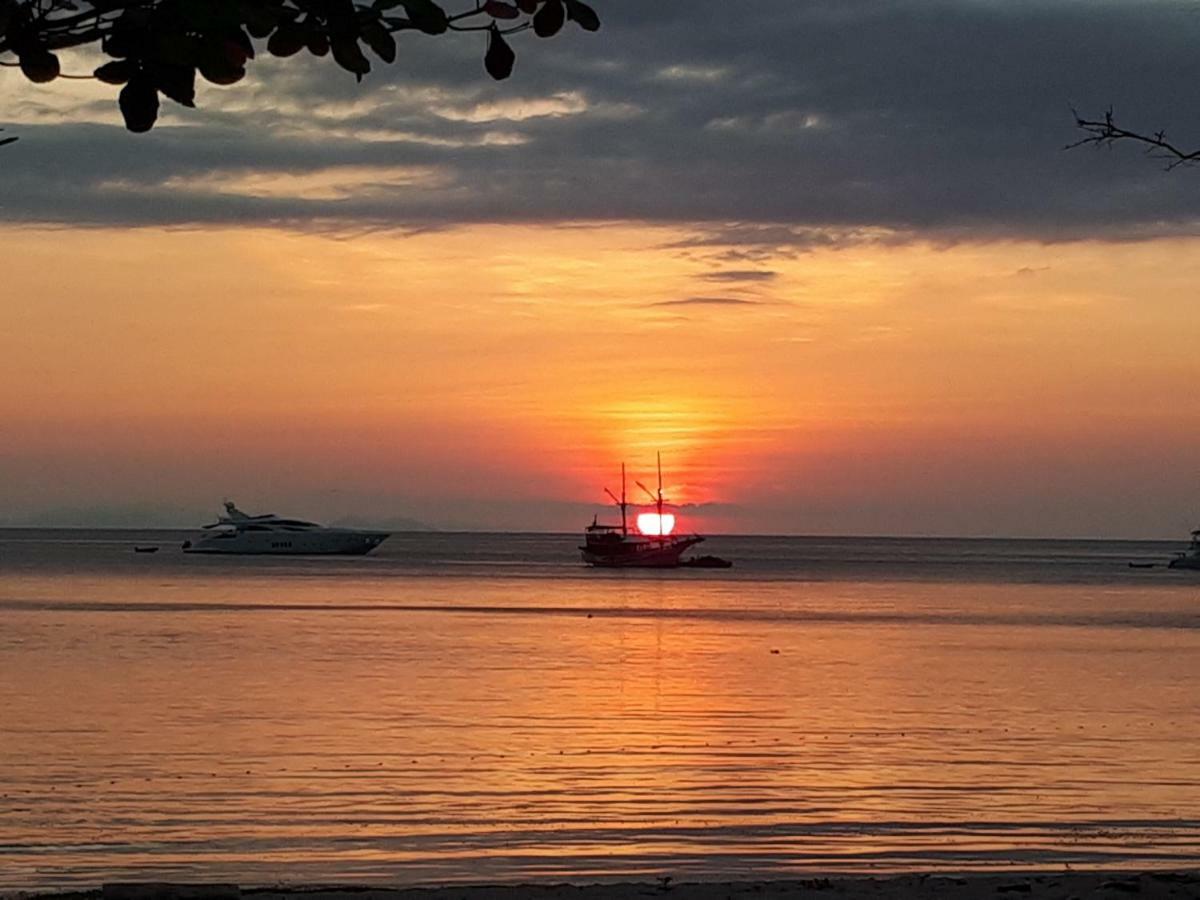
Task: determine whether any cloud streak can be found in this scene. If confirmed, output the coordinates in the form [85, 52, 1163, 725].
[698, 270, 779, 283]
[649, 297, 763, 308]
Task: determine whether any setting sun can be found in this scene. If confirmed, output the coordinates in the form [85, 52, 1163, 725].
[636, 512, 675, 536]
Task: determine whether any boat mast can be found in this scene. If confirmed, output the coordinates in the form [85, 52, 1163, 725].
[656, 452, 664, 524]
[621, 462, 627, 536]
[603, 462, 628, 536]
[636, 453, 669, 539]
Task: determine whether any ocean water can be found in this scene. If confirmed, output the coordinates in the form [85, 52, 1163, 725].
[1, 530, 1198, 888]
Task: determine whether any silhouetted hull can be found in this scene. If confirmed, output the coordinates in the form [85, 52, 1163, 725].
[580, 535, 704, 568]
[1168, 555, 1200, 570]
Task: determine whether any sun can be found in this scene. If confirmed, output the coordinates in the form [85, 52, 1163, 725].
[636, 512, 676, 536]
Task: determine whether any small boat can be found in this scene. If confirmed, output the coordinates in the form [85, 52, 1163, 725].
[1127, 561, 1156, 569]
[1167, 528, 1200, 570]
[580, 454, 704, 568]
[682, 555, 732, 569]
[133, 545, 159, 554]
[183, 502, 389, 555]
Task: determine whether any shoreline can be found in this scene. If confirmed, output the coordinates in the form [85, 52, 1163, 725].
[5, 873, 1200, 900]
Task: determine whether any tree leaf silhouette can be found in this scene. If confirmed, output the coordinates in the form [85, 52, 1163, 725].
[0, 0, 602, 134]
[94, 59, 134, 85]
[19, 48, 60, 82]
[483, 1, 520, 20]
[332, 35, 371, 79]
[267, 23, 306, 57]
[198, 41, 246, 84]
[564, 0, 598, 31]
[118, 75, 159, 132]
[400, 0, 448, 35]
[306, 30, 330, 56]
[361, 21, 396, 63]
[484, 24, 514, 79]
[151, 61, 196, 107]
[532, 0, 563, 37]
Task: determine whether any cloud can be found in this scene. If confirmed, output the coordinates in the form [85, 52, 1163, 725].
[103, 165, 452, 201]
[431, 91, 591, 123]
[4, 1, 1200, 240]
[649, 297, 763, 308]
[698, 270, 779, 283]
[673, 501, 742, 513]
[655, 64, 731, 83]
[663, 224, 908, 260]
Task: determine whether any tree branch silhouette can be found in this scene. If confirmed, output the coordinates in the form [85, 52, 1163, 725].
[1068, 107, 1200, 169]
[0, 0, 599, 134]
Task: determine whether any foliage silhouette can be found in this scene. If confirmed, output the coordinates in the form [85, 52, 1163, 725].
[0, 0, 599, 133]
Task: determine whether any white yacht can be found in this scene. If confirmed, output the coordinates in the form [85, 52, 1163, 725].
[1168, 528, 1200, 570]
[182, 502, 389, 555]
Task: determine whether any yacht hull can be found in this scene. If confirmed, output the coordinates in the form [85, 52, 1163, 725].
[183, 530, 389, 555]
[1168, 555, 1200, 570]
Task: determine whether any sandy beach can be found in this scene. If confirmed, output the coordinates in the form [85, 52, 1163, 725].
[3, 875, 1199, 900]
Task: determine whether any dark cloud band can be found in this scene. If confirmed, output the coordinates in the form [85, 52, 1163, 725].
[3, 0, 1199, 240]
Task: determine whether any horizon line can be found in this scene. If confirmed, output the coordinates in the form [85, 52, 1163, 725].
[0, 525, 1188, 544]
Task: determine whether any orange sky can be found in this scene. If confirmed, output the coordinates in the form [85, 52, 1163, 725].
[2, 223, 1198, 536]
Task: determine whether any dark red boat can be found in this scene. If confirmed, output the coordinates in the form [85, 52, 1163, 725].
[580, 454, 704, 568]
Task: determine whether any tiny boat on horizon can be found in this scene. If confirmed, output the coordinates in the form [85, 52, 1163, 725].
[580, 454, 705, 568]
[182, 502, 389, 556]
[1167, 528, 1200, 570]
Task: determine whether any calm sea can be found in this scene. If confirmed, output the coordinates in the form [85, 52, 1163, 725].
[1, 530, 1199, 888]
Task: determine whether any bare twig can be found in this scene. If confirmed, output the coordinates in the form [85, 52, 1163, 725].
[1068, 106, 1200, 170]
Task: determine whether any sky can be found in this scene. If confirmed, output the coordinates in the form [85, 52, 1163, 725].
[1, 0, 1199, 537]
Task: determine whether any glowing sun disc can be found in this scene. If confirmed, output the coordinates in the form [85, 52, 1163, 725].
[636, 513, 676, 536]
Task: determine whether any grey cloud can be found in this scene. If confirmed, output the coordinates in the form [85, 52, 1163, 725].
[649, 296, 763, 308]
[3, 1, 1200, 240]
[663, 224, 907, 255]
[675, 502, 742, 512]
[698, 270, 779, 283]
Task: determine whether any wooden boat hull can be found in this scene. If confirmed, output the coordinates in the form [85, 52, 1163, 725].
[580, 535, 704, 568]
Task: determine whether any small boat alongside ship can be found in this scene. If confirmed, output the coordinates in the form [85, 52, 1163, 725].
[580, 455, 708, 568]
[182, 502, 389, 555]
[1167, 528, 1200, 570]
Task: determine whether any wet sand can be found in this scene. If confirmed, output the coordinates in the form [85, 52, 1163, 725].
[6, 874, 1200, 900]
